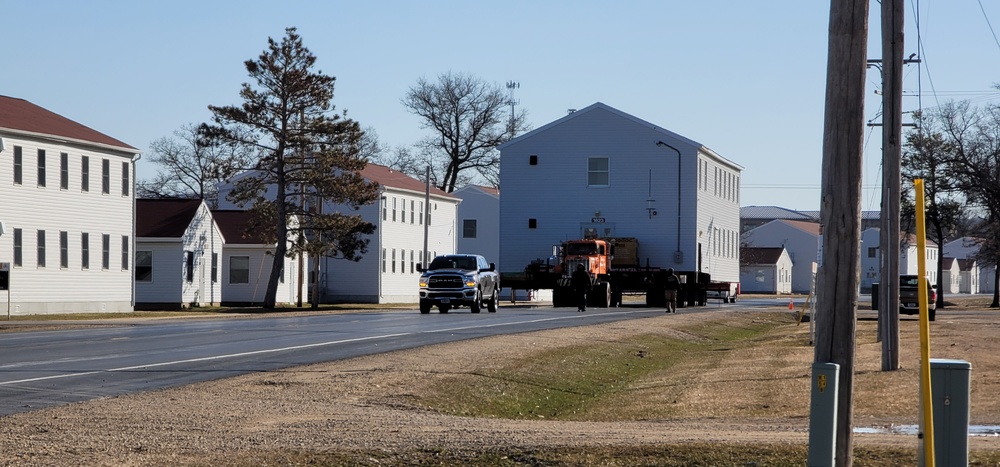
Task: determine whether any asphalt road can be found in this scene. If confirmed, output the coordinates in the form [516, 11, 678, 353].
[0, 300, 779, 417]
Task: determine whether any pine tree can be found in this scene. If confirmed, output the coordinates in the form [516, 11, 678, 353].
[203, 27, 379, 308]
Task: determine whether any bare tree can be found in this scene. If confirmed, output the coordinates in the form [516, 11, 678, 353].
[930, 100, 1000, 307]
[202, 27, 379, 309]
[902, 111, 966, 309]
[138, 124, 251, 207]
[401, 72, 527, 192]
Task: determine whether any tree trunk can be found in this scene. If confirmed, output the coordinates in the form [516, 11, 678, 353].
[814, 1, 868, 465]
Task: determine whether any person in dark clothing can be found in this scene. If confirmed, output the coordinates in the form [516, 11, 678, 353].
[664, 268, 680, 313]
[570, 264, 591, 312]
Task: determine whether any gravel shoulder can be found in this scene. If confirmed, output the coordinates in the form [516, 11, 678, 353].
[0, 304, 998, 465]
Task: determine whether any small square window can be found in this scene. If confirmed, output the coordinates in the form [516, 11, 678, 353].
[462, 219, 477, 238]
[529, 155, 538, 165]
[528, 218, 537, 229]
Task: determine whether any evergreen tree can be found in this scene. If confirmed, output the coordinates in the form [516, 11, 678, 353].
[202, 27, 379, 308]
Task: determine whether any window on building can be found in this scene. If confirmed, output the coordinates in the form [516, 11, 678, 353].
[13, 146, 23, 185]
[37, 149, 46, 187]
[121, 162, 130, 196]
[211, 253, 218, 283]
[13, 229, 23, 267]
[37, 230, 46, 267]
[101, 159, 110, 194]
[401, 199, 406, 223]
[230, 256, 250, 284]
[185, 251, 194, 282]
[399, 249, 405, 273]
[81, 156, 89, 192]
[382, 199, 387, 221]
[136, 251, 152, 282]
[410, 201, 415, 224]
[868, 247, 877, 258]
[121, 236, 129, 270]
[81, 233, 89, 269]
[419, 202, 424, 225]
[102, 234, 110, 270]
[392, 198, 397, 222]
[60, 153, 69, 190]
[381, 248, 386, 273]
[391, 248, 396, 273]
[528, 218, 537, 229]
[410, 250, 415, 273]
[587, 157, 609, 187]
[60, 231, 68, 268]
[463, 219, 477, 238]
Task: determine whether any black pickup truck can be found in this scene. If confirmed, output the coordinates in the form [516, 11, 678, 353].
[416, 254, 501, 314]
[899, 275, 937, 321]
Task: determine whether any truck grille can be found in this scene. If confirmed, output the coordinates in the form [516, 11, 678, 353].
[428, 275, 464, 289]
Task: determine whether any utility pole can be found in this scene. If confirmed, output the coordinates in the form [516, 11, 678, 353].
[879, 0, 904, 371]
[814, 1, 868, 465]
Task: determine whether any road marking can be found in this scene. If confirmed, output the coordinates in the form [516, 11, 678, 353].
[0, 310, 646, 387]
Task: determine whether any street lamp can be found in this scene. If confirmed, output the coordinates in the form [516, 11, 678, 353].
[656, 140, 683, 263]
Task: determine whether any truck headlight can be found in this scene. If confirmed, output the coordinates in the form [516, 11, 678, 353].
[419, 277, 429, 287]
[465, 276, 476, 287]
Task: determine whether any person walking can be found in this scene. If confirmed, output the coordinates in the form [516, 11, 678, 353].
[664, 268, 680, 313]
[571, 264, 591, 312]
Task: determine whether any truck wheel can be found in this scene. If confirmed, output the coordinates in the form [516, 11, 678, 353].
[419, 299, 431, 314]
[438, 305, 450, 313]
[487, 288, 498, 313]
[471, 290, 482, 313]
[597, 282, 611, 308]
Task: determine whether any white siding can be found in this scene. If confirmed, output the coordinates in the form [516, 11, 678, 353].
[221, 245, 298, 305]
[498, 103, 741, 283]
[302, 188, 459, 304]
[741, 220, 819, 294]
[695, 153, 742, 283]
[0, 134, 135, 314]
[943, 237, 995, 294]
[136, 203, 224, 308]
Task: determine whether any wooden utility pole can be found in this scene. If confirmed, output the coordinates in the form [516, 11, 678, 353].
[879, 0, 904, 371]
[815, 1, 868, 465]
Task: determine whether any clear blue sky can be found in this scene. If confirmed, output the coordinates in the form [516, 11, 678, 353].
[6, 1, 1000, 211]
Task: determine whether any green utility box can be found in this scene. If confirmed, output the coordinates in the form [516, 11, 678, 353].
[930, 358, 971, 467]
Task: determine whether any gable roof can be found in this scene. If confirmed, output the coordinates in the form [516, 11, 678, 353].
[958, 258, 977, 271]
[453, 184, 499, 199]
[212, 210, 270, 245]
[943, 257, 957, 269]
[497, 102, 741, 170]
[0, 95, 137, 152]
[740, 205, 818, 221]
[740, 246, 787, 266]
[136, 199, 204, 238]
[362, 163, 457, 199]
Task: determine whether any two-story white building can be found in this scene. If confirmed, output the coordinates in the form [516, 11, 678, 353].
[859, 227, 939, 289]
[217, 163, 459, 303]
[0, 96, 138, 314]
[943, 237, 995, 294]
[498, 102, 742, 285]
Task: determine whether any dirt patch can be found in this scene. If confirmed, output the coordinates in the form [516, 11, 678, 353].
[0, 304, 998, 465]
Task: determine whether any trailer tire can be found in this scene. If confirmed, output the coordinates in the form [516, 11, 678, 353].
[589, 282, 611, 308]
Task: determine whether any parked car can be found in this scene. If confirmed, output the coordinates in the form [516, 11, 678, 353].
[416, 254, 501, 314]
[899, 275, 937, 321]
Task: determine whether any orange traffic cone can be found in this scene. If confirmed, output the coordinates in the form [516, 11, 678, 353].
[788, 298, 795, 310]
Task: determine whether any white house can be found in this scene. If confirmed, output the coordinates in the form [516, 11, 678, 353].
[497, 102, 742, 285]
[0, 96, 138, 314]
[218, 163, 460, 304]
[958, 258, 980, 294]
[943, 237, 995, 294]
[739, 246, 793, 294]
[454, 184, 547, 302]
[859, 227, 939, 289]
[740, 219, 820, 294]
[940, 257, 961, 295]
[135, 199, 223, 309]
[212, 210, 302, 306]
[454, 185, 499, 263]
